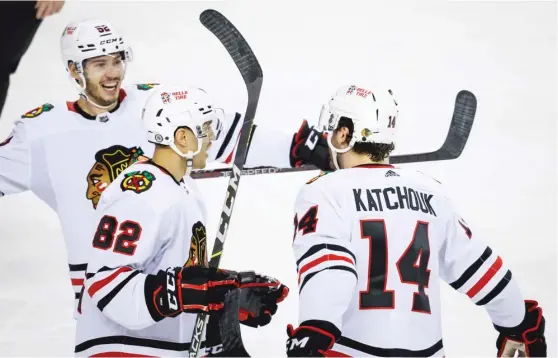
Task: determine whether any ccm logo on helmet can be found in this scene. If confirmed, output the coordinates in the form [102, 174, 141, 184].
[100, 38, 117, 45]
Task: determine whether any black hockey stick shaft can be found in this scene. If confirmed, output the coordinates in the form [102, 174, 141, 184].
[189, 9, 262, 357]
[218, 289, 250, 356]
[191, 90, 477, 179]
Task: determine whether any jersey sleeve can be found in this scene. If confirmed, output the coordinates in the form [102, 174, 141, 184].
[292, 181, 357, 331]
[207, 111, 293, 168]
[0, 120, 31, 196]
[244, 124, 292, 168]
[83, 194, 173, 331]
[439, 204, 525, 327]
[207, 112, 242, 164]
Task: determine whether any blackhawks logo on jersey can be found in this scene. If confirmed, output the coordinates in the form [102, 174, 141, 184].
[136, 83, 159, 91]
[0, 133, 13, 147]
[306, 171, 331, 184]
[21, 103, 54, 118]
[185, 221, 208, 267]
[120, 170, 156, 194]
[86, 145, 148, 209]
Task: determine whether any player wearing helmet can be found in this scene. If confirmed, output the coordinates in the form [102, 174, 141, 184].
[0, 19, 326, 318]
[76, 85, 288, 357]
[286, 85, 546, 357]
[60, 20, 132, 113]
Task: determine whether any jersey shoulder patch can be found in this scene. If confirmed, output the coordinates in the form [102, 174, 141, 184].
[0, 134, 13, 147]
[21, 103, 54, 119]
[120, 170, 156, 194]
[136, 83, 160, 91]
[306, 171, 332, 184]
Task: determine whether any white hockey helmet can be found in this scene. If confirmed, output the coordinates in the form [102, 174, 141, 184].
[142, 85, 224, 171]
[60, 20, 132, 106]
[317, 84, 399, 169]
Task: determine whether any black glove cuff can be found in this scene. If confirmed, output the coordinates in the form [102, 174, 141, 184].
[494, 301, 545, 340]
[287, 319, 341, 355]
[144, 268, 180, 322]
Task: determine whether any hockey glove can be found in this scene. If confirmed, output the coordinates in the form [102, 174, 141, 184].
[238, 273, 289, 328]
[289, 120, 332, 171]
[145, 266, 239, 322]
[286, 320, 341, 357]
[495, 300, 546, 357]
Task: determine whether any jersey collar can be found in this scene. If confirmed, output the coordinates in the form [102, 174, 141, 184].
[66, 89, 127, 121]
[143, 159, 184, 186]
[353, 164, 395, 169]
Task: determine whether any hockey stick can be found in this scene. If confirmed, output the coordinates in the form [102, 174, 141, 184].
[191, 90, 477, 179]
[218, 289, 250, 356]
[189, 9, 262, 357]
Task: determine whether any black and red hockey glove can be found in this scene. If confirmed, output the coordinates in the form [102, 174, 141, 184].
[290, 120, 332, 171]
[237, 273, 289, 328]
[145, 266, 240, 321]
[286, 320, 340, 357]
[495, 300, 546, 357]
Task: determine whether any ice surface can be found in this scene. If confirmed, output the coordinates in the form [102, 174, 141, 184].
[0, 0, 555, 356]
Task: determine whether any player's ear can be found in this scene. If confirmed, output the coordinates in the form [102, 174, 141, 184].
[175, 127, 196, 150]
[174, 127, 187, 148]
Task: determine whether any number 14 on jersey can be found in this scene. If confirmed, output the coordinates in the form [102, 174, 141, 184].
[359, 220, 431, 314]
[293, 205, 432, 314]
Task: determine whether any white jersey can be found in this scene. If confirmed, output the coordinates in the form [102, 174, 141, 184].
[0, 84, 292, 316]
[76, 160, 207, 357]
[292, 164, 526, 357]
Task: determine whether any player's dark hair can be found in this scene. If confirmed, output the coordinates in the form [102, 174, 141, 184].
[337, 117, 395, 162]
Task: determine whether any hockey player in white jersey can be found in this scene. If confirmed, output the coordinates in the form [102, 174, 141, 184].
[0, 19, 328, 315]
[76, 85, 289, 357]
[286, 85, 547, 357]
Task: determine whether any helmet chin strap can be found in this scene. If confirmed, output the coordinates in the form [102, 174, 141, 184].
[74, 58, 127, 111]
[327, 135, 353, 170]
[169, 138, 204, 176]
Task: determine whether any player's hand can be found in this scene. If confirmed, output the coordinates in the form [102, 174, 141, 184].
[495, 300, 546, 357]
[237, 273, 289, 328]
[290, 120, 332, 171]
[286, 320, 340, 357]
[35, 0, 65, 19]
[145, 266, 240, 321]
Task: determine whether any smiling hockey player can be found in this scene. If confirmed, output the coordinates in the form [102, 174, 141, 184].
[0, 19, 326, 317]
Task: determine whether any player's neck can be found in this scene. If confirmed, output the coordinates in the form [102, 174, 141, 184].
[152, 148, 188, 182]
[77, 97, 118, 117]
[341, 152, 389, 169]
